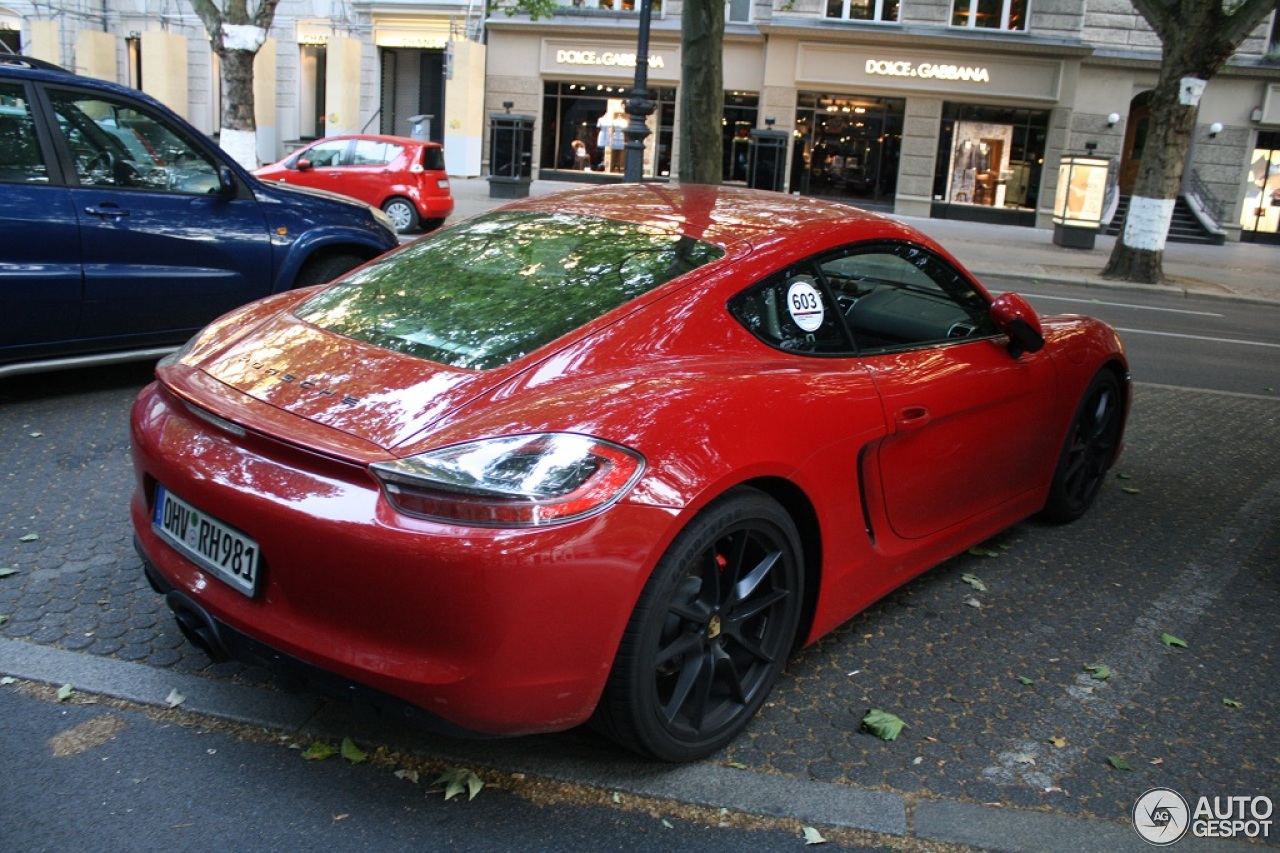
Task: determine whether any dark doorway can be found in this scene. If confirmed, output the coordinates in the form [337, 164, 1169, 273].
[380, 48, 445, 142]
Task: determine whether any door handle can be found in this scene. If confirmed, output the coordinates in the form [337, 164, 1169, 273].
[85, 204, 129, 218]
[895, 405, 931, 430]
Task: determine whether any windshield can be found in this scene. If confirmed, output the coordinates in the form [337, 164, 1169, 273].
[295, 210, 725, 370]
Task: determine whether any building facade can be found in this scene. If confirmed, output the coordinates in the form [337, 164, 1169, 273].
[4, 0, 1280, 242]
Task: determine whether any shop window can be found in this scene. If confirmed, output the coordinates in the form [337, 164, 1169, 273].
[540, 81, 674, 179]
[951, 0, 1027, 32]
[1242, 130, 1280, 243]
[826, 0, 899, 22]
[933, 103, 1048, 210]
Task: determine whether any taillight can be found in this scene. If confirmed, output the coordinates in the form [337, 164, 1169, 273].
[370, 433, 644, 527]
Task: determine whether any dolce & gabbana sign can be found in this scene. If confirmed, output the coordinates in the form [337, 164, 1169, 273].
[797, 42, 1062, 102]
[864, 59, 990, 83]
[543, 39, 679, 81]
[556, 49, 664, 70]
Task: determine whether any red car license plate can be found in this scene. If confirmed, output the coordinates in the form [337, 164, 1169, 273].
[153, 486, 259, 596]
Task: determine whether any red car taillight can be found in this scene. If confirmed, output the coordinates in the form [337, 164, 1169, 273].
[370, 433, 644, 527]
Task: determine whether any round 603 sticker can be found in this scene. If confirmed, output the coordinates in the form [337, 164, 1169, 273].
[787, 279, 825, 332]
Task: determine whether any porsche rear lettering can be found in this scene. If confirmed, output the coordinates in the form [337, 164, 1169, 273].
[241, 358, 361, 405]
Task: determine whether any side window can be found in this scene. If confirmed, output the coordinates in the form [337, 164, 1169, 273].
[351, 140, 398, 166]
[47, 88, 220, 194]
[301, 141, 348, 168]
[819, 244, 995, 353]
[0, 81, 49, 184]
[729, 263, 854, 356]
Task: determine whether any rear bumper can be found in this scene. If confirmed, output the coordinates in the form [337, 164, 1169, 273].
[138, 540, 488, 737]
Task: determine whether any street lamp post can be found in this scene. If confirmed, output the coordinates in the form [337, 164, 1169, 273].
[622, 0, 654, 183]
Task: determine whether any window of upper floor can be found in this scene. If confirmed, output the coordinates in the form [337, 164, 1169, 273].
[826, 0, 899, 23]
[564, 0, 663, 13]
[951, 0, 1027, 33]
[727, 0, 752, 24]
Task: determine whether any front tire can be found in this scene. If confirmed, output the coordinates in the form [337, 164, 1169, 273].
[293, 253, 364, 287]
[593, 488, 803, 762]
[1042, 369, 1123, 522]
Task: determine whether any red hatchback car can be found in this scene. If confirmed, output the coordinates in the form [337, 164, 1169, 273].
[256, 134, 453, 233]
[130, 185, 1128, 762]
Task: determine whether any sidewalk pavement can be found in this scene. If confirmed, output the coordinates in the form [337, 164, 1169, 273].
[444, 177, 1279, 305]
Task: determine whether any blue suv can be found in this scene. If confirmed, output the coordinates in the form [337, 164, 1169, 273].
[0, 56, 400, 378]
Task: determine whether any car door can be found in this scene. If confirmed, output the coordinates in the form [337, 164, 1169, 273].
[339, 138, 403, 207]
[818, 243, 1059, 540]
[0, 78, 81, 355]
[44, 85, 273, 341]
[282, 138, 353, 195]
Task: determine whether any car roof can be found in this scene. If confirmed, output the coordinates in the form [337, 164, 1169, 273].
[495, 183, 932, 253]
[0, 55, 171, 110]
[312, 133, 443, 149]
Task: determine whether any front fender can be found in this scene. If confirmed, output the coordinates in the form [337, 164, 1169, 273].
[271, 226, 398, 291]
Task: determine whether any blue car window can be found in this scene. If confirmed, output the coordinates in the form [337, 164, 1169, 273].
[0, 82, 48, 184]
[47, 88, 221, 194]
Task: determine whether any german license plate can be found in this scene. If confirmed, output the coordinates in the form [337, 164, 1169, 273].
[154, 486, 259, 596]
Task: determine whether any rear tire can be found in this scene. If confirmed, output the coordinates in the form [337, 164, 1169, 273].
[381, 197, 419, 233]
[294, 253, 364, 287]
[1042, 369, 1123, 522]
[592, 487, 803, 762]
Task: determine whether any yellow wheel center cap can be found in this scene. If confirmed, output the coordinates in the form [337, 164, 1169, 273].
[707, 614, 722, 639]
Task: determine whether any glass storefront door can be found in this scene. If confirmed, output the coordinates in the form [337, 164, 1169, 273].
[793, 93, 904, 207]
[1241, 131, 1280, 245]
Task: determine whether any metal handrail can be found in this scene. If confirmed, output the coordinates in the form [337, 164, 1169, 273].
[1186, 168, 1226, 231]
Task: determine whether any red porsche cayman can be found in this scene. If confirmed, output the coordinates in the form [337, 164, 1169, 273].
[130, 184, 1128, 761]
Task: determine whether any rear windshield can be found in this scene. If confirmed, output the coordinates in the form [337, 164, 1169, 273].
[295, 210, 725, 370]
[422, 146, 445, 171]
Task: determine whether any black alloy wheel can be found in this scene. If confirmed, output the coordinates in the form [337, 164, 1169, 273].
[1043, 369, 1124, 522]
[593, 488, 803, 762]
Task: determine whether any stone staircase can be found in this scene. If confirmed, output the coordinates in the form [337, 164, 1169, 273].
[1105, 195, 1225, 245]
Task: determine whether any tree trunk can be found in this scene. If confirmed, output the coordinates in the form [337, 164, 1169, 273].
[1102, 0, 1280, 284]
[678, 0, 724, 185]
[1100, 67, 1199, 284]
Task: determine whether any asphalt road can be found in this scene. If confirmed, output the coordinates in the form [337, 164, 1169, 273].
[1, 284, 1277, 851]
[987, 277, 1280, 397]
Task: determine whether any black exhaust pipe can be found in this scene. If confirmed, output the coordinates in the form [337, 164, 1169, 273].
[165, 592, 231, 663]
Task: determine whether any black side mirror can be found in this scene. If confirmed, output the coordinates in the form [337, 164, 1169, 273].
[990, 292, 1045, 358]
[217, 165, 237, 197]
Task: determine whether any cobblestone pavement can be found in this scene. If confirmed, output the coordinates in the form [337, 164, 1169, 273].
[2, 364, 1277, 835]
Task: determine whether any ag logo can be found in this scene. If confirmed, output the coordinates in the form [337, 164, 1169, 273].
[1134, 787, 1190, 845]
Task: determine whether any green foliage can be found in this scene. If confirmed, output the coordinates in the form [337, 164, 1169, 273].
[433, 767, 485, 800]
[1084, 663, 1111, 681]
[499, 0, 559, 20]
[861, 708, 906, 741]
[301, 741, 338, 761]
